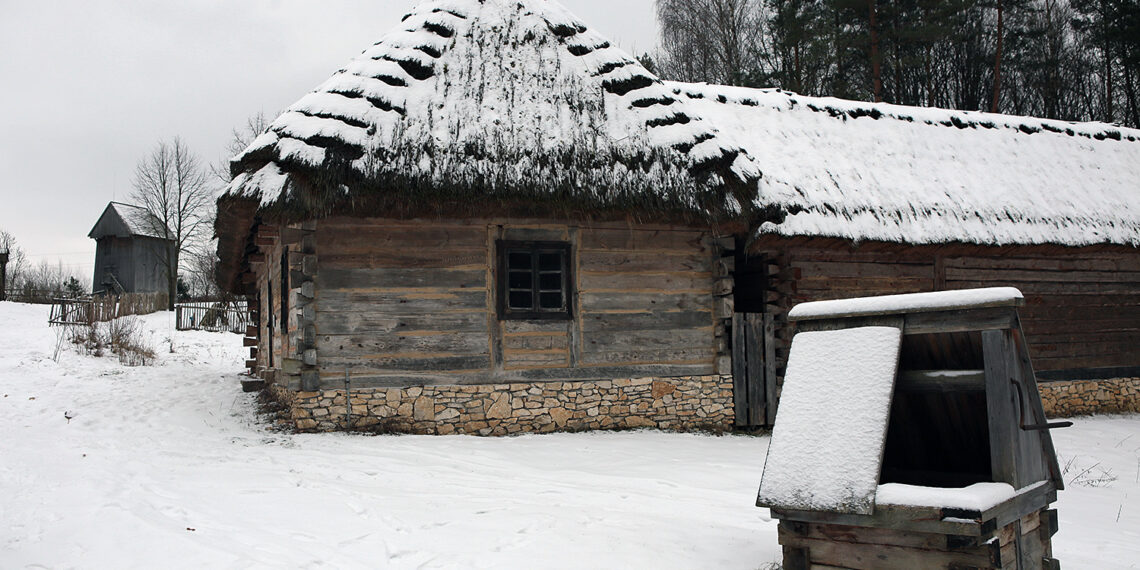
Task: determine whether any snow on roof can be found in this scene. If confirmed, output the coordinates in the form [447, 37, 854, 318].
[225, 0, 1140, 248]
[89, 202, 171, 240]
[227, 0, 758, 220]
[756, 325, 902, 515]
[670, 83, 1140, 247]
[788, 287, 1024, 321]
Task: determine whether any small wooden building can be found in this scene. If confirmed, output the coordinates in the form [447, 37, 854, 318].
[758, 288, 1064, 569]
[216, 0, 1140, 434]
[89, 202, 174, 295]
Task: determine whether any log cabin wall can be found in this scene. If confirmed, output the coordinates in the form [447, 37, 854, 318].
[752, 237, 1140, 402]
[254, 236, 294, 376]
[256, 217, 734, 434]
[310, 218, 720, 387]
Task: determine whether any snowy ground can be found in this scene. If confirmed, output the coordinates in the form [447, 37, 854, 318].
[0, 302, 1136, 568]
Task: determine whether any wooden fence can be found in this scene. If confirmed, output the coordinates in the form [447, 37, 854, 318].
[48, 292, 168, 326]
[175, 300, 250, 333]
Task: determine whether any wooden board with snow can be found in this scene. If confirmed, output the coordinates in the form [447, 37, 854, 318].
[756, 326, 902, 515]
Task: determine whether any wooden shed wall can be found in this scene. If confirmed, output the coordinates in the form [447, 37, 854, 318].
[752, 237, 1140, 381]
[308, 218, 717, 387]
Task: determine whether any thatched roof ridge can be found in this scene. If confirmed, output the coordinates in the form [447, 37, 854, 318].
[670, 83, 1140, 247]
[226, 0, 761, 224]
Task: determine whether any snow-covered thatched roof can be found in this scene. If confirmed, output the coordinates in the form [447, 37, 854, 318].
[227, 0, 759, 224]
[89, 202, 171, 241]
[672, 83, 1140, 247]
[224, 0, 1140, 248]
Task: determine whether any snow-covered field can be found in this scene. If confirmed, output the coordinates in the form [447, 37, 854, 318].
[0, 301, 1136, 568]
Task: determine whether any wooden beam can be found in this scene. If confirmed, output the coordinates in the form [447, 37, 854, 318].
[897, 369, 985, 392]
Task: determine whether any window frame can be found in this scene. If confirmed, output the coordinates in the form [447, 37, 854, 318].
[496, 240, 574, 321]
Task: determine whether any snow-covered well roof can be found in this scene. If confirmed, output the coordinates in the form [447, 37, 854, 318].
[88, 202, 171, 241]
[670, 83, 1140, 247]
[227, 0, 759, 223]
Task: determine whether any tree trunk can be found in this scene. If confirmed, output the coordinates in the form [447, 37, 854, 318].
[992, 0, 1004, 113]
[869, 0, 883, 102]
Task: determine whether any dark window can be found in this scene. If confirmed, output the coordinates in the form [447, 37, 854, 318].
[497, 241, 572, 320]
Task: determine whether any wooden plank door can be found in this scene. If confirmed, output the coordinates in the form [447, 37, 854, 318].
[733, 312, 775, 427]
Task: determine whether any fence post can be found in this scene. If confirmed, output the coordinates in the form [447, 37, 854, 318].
[0, 249, 8, 302]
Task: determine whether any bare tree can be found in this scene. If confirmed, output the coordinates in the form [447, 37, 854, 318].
[211, 111, 272, 184]
[656, 0, 767, 85]
[0, 230, 28, 299]
[131, 137, 214, 310]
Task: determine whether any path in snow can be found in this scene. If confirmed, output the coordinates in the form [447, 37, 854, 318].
[0, 302, 1136, 568]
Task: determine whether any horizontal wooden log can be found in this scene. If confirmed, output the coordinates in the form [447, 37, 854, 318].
[778, 533, 998, 570]
[578, 272, 713, 293]
[579, 292, 711, 313]
[504, 334, 569, 351]
[579, 310, 713, 333]
[317, 224, 488, 252]
[319, 248, 487, 270]
[314, 363, 715, 387]
[583, 328, 713, 351]
[946, 267, 1140, 283]
[503, 350, 570, 369]
[790, 260, 934, 279]
[320, 354, 491, 372]
[947, 279, 1140, 295]
[579, 250, 710, 273]
[778, 521, 968, 553]
[503, 320, 570, 334]
[316, 312, 488, 335]
[897, 369, 985, 392]
[578, 347, 713, 366]
[317, 289, 487, 313]
[946, 255, 1140, 272]
[318, 268, 486, 291]
[243, 337, 258, 347]
[320, 331, 490, 355]
[245, 325, 258, 337]
[580, 228, 708, 253]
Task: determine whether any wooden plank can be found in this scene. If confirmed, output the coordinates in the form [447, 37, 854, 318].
[983, 329, 1020, 487]
[732, 314, 748, 427]
[896, 369, 986, 392]
[904, 307, 1019, 335]
[315, 312, 488, 335]
[503, 320, 570, 334]
[946, 279, 1140, 295]
[577, 272, 713, 293]
[945, 266, 1140, 283]
[778, 521, 959, 551]
[579, 228, 708, 252]
[746, 313, 765, 426]
[317, 289, 487, 313]
[764, 312, 778, 425]
[945, 255, 1140, 272]
[579, 310, 712, 333]
[320, 331, 490, 355]
[316, 224, 488, 252]
[583, 328, 713, 351]
[779, 534, 997, 570]
[579, 250, 710, 273]
[503, 334, 569, 351]
[789, 260, 933, 278]
[319, 248, 486, 270]
[577, 347, 713, 366]
[315, 362, 716, 387]
[1012, 321, 1065, 488]
[319, 354, 490, 372]
[770, 506, 985, 537]
[318, 267, 486, 291]
[579, 291, 712, 312]
[503, 350, 570, 369]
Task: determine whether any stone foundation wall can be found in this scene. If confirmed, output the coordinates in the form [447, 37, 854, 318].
[1038, 377, 1140, 417]
[274, 376, 733, 435]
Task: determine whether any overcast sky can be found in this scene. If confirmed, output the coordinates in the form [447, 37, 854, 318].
[0, 0, 658, 282]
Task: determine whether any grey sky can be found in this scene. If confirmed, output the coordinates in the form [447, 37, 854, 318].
[0, 0, 658, 281]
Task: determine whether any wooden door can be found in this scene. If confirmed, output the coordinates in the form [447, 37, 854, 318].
[733, 312, 776, 427]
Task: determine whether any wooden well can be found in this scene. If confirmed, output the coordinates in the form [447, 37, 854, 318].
[757, 288, 1065, 570]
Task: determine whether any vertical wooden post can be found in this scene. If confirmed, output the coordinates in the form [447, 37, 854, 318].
[764, 312, 778, 425]
[0, 249, 8, 301]
[746, 313, 765, 426]
[982, 328, 1020, 487]
[732, 313, 748, 427]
